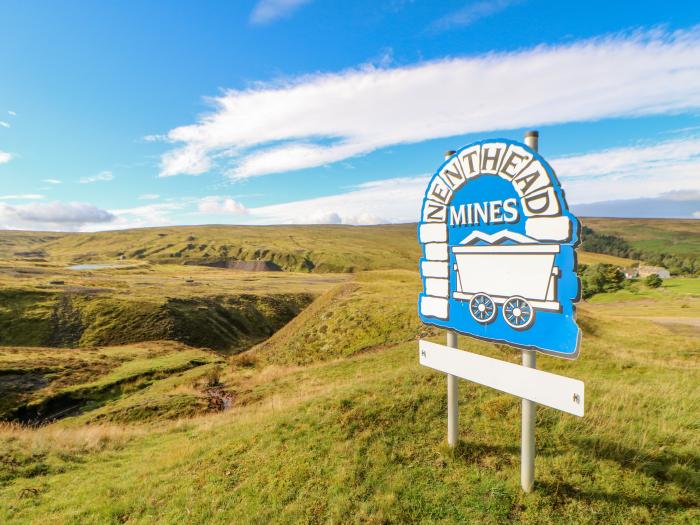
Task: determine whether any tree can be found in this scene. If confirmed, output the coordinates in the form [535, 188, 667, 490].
[580, 263, 625, 298]
[645, 274, 663, 288]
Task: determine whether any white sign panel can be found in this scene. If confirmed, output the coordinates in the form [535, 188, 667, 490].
[419, 340, 584, 416]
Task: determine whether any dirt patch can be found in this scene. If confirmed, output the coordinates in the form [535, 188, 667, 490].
[186, 259, 282, 271]
[0, 373, 49, 395]
[644, 316, 700, 335]
[204, 386, 234, 411]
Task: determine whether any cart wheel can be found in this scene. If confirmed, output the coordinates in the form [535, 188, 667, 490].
[469, 293, 496, 323]
[503, 296, 534, 329]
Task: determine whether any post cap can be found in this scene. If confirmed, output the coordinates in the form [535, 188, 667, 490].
[444, 150, 457, 157]
[524, 131, 539, 138]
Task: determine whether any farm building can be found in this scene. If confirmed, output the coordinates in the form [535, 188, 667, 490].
[637, 265, 671, 279]
[624, 265, 671, 279]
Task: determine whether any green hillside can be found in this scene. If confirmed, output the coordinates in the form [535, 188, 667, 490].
[0, 274, 698, 523]
[583, 218, 700, 257]
[0, 260, 344, 351]
[1, 224, 422, 273]
[0, 222, 638, 273]
[0, 221, 697, 523]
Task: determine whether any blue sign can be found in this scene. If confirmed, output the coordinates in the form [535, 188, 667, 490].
[417, 139, 581, 358]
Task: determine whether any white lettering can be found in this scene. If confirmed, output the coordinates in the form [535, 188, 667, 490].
[449, 198, 520, 227]
[503, 198, 518, 223]
[490, 200, 504, 224]
[449, 205, 466, 226]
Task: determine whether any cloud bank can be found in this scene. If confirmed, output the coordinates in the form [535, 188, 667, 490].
[0, 202, 115, 231]
[248, 136, 700, 224]
[552, 136, 700, 203]
[250, 177, 427, 225]
[160, 28, 700, 180]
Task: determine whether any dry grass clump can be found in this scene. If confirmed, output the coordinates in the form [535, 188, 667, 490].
[0, 421, 142, 455]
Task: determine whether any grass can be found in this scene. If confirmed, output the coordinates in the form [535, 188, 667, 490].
[0, 223, 640, 274]
[577, 251, 636, 267]
[0, 271, 697, 523]
[247, 270, 434, 366]
[0, 224, 424, 272]
[0, 221, 697, 523]
[0, 262, 338, 351]
[583, 218, 700, 258]
[0, 342, 223, 422]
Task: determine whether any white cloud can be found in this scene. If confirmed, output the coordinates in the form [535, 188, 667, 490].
[551, 137, 700, 203]
[43, 179, 62, 184]
[250, 0, 310, 25]
[80, 170, 114, 184]
[99, 201, 188, 231]
[659, 190, 700, 201]
[160, 146, 210, 177]
[249, 176, 427, 224]
[430, 0, 521, 31]
[143, 134, 166, 142]
[247, 134, 700, 224]
[138, 193, 160, 200]
[0, 151, 12, 164]
[198, 196, 248, 215]
[0, 194, 45, 200]
[160, 28, 700, 180]
[0, 121, 10, 128]
[0, 201, 115, 231]
[7, 111, 16, 116]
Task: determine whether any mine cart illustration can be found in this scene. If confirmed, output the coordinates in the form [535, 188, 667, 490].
[451, 231, 561, 329]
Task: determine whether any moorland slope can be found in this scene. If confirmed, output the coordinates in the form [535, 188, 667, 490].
[0, 220, 697, 523]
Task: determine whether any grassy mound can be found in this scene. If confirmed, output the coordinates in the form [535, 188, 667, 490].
[247, 270, 435, 366]
[0, 288, 315, 353]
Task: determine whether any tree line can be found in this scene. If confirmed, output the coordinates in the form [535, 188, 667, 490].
[580, 226, 699, 276]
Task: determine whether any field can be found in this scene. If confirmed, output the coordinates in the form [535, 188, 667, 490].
[584, 218, 700, 259]
[0, 222, 698, 524]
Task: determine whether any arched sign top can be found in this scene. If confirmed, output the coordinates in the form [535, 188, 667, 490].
[417, 138, 581, 358]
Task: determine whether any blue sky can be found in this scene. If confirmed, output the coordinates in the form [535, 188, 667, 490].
[1, 0, 700, 230]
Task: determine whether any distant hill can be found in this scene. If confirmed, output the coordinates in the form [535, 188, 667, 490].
[582, 217, 700, 258]
[0, 220, 663, 272]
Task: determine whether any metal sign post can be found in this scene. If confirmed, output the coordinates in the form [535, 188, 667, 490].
[446, 330, 458, 447]
[417, 131, 584, 493]
[521, 131, 539, 493]
[445, 149, 459, 450]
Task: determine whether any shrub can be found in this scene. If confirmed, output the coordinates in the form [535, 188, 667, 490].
[645, 274, 663, 288]
[580, 263, 625, 298]
[205, 365, 222, 387]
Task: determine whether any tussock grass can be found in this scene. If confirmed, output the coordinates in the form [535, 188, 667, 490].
[0, 421, 141, 455]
